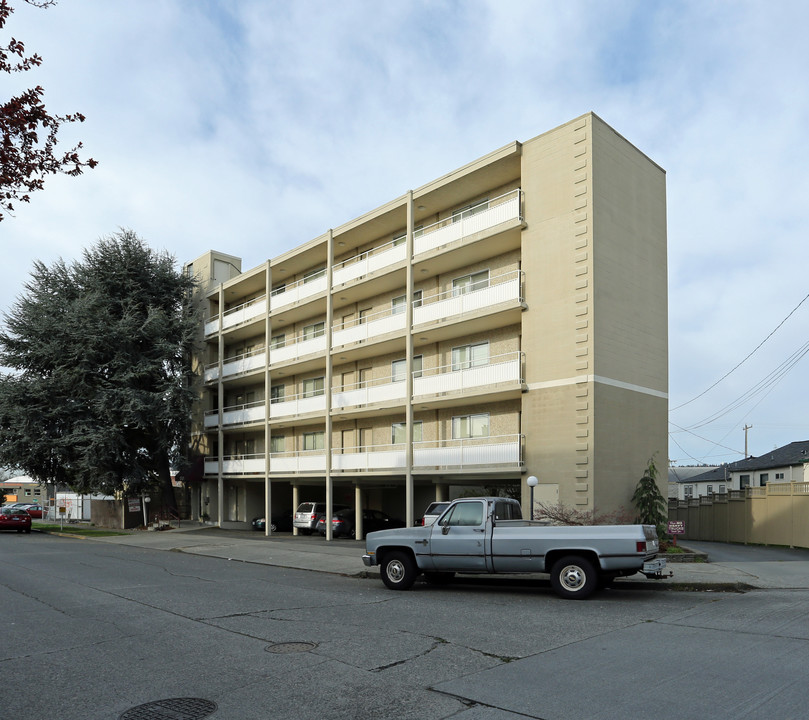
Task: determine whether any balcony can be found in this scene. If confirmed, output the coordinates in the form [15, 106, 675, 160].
[332, 376, 406, 410]
[221, 296, 267, 332]
[332, 240, 407, 286]
[209, 434, 522, 476]
[413, 269, 523, 326]
[413, 189, 522, 256]
[331, 306, 407, 347]
[204, 454, 265, 475]
[204, 401, 265, 428]
[204, 348, 266, 383]
[204, 316, 220, 336]
[269, 451, 326, 474]
[269, 392, 326, 419]
[414, 352, 524, 398]
[413, 435, 523, 468]
[269, 332, 327, 364]
[270, 272, 327, 312]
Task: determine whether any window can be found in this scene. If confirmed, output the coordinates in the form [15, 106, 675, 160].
[413, 290, 423, 308]
[270, 435, 285, 453]
[270, 385, 285, 404]
[303, 431, 325, 451]
[302, 321, 325, 340]
[759, 473, 769, 486]
[271, 282, 286, 296]
[452, 341, 489, 371]
[740, 475, 751, 488]
[707, 485, 713, 494]
[719, 484, 726, 493]
[302, 377, 325, 398]
[303, 267, 325, 284]
[270, 334, 285, 349]
[452, 199, 489, 222]
[776, 472, 785, 480]
[391, 421, 423, 444]
[234, 439, 255, 457]
[452, 270, 489, 296]
[442, 501, 484, 527]
[392, 355, 423, 382]
[494, 500, 521, 520]
[684, 485, 693, 498]
[391, 295, 406, 315]
[452, 413, 489, 439]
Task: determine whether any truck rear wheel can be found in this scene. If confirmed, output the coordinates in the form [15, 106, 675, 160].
[550, 555, 597, 599]
[380, 551, 417, 590]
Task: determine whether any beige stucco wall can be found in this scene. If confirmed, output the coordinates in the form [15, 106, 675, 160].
[520, 113, 667, 514]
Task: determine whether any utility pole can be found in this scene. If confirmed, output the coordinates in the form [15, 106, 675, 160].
[743, 424, 753, 457]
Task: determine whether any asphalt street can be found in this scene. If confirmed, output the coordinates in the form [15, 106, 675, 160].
[2, 528, 809, 719]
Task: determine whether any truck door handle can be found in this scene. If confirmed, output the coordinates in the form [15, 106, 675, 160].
[415, 539, 428, 546]
[473, 528, 485, 533]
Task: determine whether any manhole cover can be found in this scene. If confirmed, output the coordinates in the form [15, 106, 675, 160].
[266, 641, 318, 654]
[119, 697, 217, 720]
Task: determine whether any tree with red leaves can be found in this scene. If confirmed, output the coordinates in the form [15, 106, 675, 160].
[1, 0, 96, 221]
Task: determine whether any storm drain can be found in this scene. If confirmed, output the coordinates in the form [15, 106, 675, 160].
[119, 697, 217, 720]
[266, 641, 318, 654]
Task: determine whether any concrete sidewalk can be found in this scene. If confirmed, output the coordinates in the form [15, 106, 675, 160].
[49, 524, 809, 592]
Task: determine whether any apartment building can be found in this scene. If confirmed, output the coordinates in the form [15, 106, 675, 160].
[186, 112, 668, 538]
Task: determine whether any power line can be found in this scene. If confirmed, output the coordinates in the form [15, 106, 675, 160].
[671, 289, 809, 412]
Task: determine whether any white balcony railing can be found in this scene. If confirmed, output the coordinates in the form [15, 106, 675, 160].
[204, 349, 266, 383]
[413, 435, 523, 468]
[270, 272, 327, 312]
[414, 270, 523, 326]
[413, 189, 522, 256]
[204, 401, 266, 428]
[208, 435, 522, 476]
[414, 352, 524, 397]
[332, 377, 407, 409]
[331, 306, 407, 347]
[269, 333, 327, 364]
[221, 296, 267, 332]
[332, 444, 406, 471]
[204, 454, 266, 475]
[204, 316, 220, 336]
[268, 451, 326, 473]
[269, 392, 326, 419]
[332, 240, 407, 286]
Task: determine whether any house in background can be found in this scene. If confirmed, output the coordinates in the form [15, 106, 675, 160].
[668, 465, 718, 499]
[0, 475, 45, 505]
[672, 440, 809, 500]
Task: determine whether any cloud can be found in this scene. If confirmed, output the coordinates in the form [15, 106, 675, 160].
[3, 0, 809, 463]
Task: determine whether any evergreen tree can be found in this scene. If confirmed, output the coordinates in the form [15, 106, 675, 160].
[0, 231, 199, 512]
[631, 455, 668, 538]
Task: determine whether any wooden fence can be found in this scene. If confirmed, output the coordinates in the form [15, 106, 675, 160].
[668, 483, 809, 549]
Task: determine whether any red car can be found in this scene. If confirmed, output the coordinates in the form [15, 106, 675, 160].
[0, 506, 32, 533]
[12, 503, 43, 520]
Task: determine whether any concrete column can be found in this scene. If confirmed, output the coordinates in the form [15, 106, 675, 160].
[405, 190, 415, 527]
[325, 230, 334, 541]
[355, 485, 363, 539]
[292, 485, 299, 536]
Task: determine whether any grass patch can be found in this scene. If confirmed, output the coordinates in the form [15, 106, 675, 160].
[34, 523, 127, 537]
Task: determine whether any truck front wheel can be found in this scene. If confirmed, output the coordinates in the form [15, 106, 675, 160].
[550, 555, 598, 599]
[380, 551, 417, 590]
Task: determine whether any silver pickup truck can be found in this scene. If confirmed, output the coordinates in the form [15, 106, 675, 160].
[363, 497, 668, 599]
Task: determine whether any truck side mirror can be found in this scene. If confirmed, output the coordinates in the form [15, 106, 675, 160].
[441, 524, 450, 535]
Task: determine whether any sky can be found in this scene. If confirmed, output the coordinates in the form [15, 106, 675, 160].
[2, 0, 808, 468]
